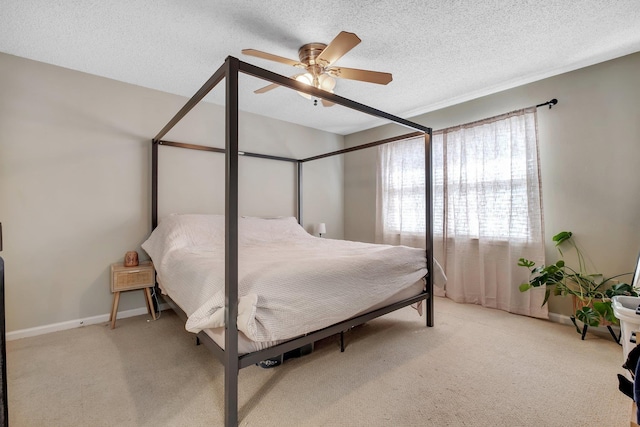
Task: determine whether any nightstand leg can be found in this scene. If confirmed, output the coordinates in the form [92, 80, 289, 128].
[110, 291, 121, 329]
[144, 287, 157, 320]
[143, 289, 152, 315]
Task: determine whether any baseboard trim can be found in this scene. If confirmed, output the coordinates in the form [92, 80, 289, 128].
[548, 312, 574, 326]
[7, 305, 617, 341]
[7, 303, 170, 341]
[548, 312, 620, 335]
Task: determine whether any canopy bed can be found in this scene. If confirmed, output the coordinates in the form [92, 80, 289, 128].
[148, 56, 435, 426]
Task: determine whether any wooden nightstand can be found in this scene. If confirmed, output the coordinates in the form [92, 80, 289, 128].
[109, 261, 156, 329]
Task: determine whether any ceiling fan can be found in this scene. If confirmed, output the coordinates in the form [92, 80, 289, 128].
[242, 31, 392, 106]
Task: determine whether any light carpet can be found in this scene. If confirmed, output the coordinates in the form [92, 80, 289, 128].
[7, 297, 631, 426]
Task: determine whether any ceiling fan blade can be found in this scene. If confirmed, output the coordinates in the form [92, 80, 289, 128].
[326, 67, 393, 85]
[254, 83, 280, 94]
[321, 99, 335, 107]
[316, 31, 361, 67]
[242, 49, 303, 68]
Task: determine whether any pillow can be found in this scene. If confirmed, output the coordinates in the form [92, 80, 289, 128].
[239, 216, 310, 243]
[141, 214, 224, 264]
[141, 214, 311, 264]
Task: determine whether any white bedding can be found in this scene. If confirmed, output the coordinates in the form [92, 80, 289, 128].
[142, 214, 444, 342]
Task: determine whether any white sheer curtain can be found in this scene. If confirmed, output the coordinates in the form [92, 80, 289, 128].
[376, 108, 547, 318]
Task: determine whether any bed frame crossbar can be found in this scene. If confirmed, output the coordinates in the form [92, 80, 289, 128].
[300, 131, 425, 162]
[157, 140, 299, 163]
[151, 55, 434, 427]
[164, 289, 430, 370]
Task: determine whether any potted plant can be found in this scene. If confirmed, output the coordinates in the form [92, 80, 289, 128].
[518, 231, 637, 340]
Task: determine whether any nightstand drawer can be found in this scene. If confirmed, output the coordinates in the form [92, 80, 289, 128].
[110, 262, 154, 292]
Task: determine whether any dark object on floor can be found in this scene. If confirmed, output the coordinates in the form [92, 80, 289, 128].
[257, 357, 282, 369]
[635, 356, 640, 422]
[284, 343, 314, 360]
[619, 374, 634, 399]
[618, 342, 640, 424]
[624, 345, 640, 376]
[257, 343, 315, 369]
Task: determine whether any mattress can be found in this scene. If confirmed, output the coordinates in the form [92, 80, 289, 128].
[143, 214, 444, 349]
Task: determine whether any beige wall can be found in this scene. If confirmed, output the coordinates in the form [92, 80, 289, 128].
[3, 49, 639, 331]
[344, 51, 640, 316]
[0, 53, 344, 332]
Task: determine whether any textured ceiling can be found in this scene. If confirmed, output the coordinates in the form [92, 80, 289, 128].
[1, 1, 639, 134]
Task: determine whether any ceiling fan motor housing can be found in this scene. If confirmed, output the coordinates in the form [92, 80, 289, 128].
[298, 43, 328, 66]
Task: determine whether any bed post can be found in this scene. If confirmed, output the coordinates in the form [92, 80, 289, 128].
[0, 223, 7, 427]
[297, 161, 303, 225]
[152, 140, 159, 230]
[224, 56, 240, 427]
[425, 130, 434, 327]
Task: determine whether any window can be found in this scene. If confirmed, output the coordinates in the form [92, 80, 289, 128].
[378, 108, 542, 243]
[377, 135, 427, 237]
[376, 107, 546, 317]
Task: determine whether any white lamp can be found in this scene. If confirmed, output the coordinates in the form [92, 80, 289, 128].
[318, 223, 326, 238]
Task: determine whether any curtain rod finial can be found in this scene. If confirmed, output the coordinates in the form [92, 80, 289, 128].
[535, 98, 558, 109]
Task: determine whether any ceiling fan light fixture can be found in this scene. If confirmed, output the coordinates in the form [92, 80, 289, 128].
[318, 74, 336, 91]
[294, 73, 313, 99]
[243, 31, 390, 105]
[294, 72, 336, 101]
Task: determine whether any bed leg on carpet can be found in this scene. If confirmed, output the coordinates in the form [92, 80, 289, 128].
[340, 331, 345, 352]
[196, 336, 200, 346]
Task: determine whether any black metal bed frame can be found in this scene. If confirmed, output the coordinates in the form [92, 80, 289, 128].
[0, 224, 7, 427]
[151, 56, 433, 426]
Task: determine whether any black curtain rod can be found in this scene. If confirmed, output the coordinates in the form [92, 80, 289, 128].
[536, 98, 558, 109]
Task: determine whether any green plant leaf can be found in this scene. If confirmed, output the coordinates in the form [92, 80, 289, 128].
[592, 301, 609, 316]
[575, 306, 600, 327]
[542, 288, 551, 307]
[592, 301, 619, 325]
[519, 283, 532, 292]
[605, 283, 636, 298]
[530, 274, 548, 287]
[518, 258, 536, 268]
[606, 310, 619, 325]
[553, 231, 573, 246]
[532, 265, 546, 274]
[555, 260, 565, 268]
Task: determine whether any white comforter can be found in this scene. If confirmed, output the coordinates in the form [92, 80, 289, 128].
[142, 214, 437, 342]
